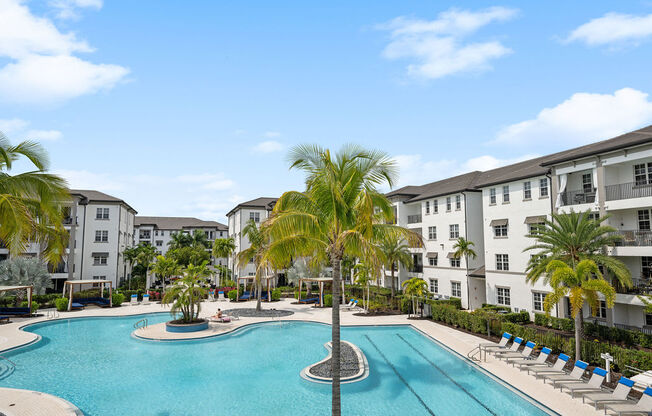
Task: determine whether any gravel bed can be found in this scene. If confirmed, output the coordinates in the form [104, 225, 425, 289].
[309, 342, 360, 378]
[222, 308, 294, 318]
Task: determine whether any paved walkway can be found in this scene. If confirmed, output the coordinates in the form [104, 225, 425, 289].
[0, 299, 606, 416]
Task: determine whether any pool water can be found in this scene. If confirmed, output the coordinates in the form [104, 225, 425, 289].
[1, 314, 554, 416]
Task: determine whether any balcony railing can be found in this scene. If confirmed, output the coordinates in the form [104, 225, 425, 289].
[605, 181, 652, 201]
[615, 275, 652, 295]
[63, 217, 77, 225]
[409, 265, 423, 273]
[407, 214, 422, 224]
[139, 234, 151, 240]
[613, 230, 652, 247]
[559, 188, 596, 206]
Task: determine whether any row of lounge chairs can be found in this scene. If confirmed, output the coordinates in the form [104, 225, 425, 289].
[480, 332, 652, 415]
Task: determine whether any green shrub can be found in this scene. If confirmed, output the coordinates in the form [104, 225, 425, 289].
[111, 293, 125, 306]
[324, 294, 333, 307]
[271, 288, 281, 301]
[20, 301, 40, 313]
[0, 295, 17, 307]
[502, 311, 530, 324]
[55, 297, 69, 311]
[222, 279, 236, 287]
[481, 303, 511, 312]
[396, 296, 411, 314]
[533, 313, 574, 332]
[432, 297, 462, 309]
[584, 322, 652, 348]
[228, 290, 238, 301]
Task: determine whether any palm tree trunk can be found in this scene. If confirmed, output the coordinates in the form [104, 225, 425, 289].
[574, 311, 583, 360]
[390, 265, 395, 298]
[256, 276, 262, 311]
[330, 256, 342, 416]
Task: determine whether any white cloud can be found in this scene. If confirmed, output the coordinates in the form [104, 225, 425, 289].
[566, 13, 652, 46]
[175, 173, 234, 191]
[0, 0, 127, 104]
[252, 140, 283, 153]
[49, 0, 103, 20]
[0, 118, 29, 134]
[264, 131, 281, 138]
[0, 118, 62, 141]
[378, 7, 517, 79]
[493, 87, 652, 146]
[26, 129, 62, 141]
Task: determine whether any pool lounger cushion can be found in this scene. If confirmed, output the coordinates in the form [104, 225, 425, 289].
[71, 302, 85, 309]
[0, 307, 31, 315]
[299, 297, 319, 304]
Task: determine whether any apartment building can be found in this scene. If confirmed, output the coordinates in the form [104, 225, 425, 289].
[226, 197, 277, 277]
[386, 172, 486, 309]
[133, 216, 228, 265]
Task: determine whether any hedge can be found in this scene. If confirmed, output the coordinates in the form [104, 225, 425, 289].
[271, 288, 281, 301]
[584, 322, 652, 349]
[111, 293, 125, 306]
[431, 297, 462, 310]
[502, 311, 530, 324]
[534, 313, 574, 332]
[20, 301, 40, 314]
[55, 297, 68, 311]
[324, 294, 333, 307]
[227, 290, 238, 301]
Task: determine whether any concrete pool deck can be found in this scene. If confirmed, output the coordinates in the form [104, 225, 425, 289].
[0, 298, 606, 416]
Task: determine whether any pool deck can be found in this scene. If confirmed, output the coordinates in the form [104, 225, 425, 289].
[0, 299, 606, 416]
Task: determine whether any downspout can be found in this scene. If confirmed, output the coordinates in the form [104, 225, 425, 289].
[116, 205, 122, 287]
[463, 192, 471, 310]
[79, 201, 87, 280]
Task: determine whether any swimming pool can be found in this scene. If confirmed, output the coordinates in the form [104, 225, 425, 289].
[2, 314, 555, 415]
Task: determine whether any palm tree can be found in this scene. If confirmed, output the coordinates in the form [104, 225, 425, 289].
[151, 255, 181, 290]
[402, 277, 429, 316]
[237, 219, 270, 312]
[263, 144, 422, 416]
[542, 259, 616, 360]
[0, 132, 70, 264]
[136, 243, 158, 289]
[168, 231, 192, 250]
[212, 237, 236, 285]
[378, 234, 413, 298]
[123, 246, 139, 289]
[0, 257, 52, 303]
[353, 262, 373, 313]
[190, 229, 210, 249]
[162, 261, 210, 323]
[452, 237, 477, 308]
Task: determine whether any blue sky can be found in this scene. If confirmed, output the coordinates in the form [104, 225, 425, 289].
[3, 0, 652, 222]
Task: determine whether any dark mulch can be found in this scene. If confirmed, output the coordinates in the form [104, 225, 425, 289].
[222, 308, 294, 318]
[308, 342, 360, 378]
[168, 319, 206, 325]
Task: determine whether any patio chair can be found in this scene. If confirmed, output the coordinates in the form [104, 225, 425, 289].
[559, 367, 607, 398]
[479, 332, 511, 354]
[542, 360, 588, 386]
[142, 294, 150, 305]
[342, 299, 359, 311]
[528, 353, 569, 376]
[492, 337, 523, 358]
[604, 386, 652, 416]
[512, 347, 551, 369]
[218, 291, 226, 301]
[130, 294, 139, 305]
[582, 377, 635, 410]
[502, 341, 536, 362]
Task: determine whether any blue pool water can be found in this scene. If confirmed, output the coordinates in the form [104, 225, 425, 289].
[1, 314, 554, 415]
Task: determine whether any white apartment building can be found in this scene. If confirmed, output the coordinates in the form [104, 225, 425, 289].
[226, 197, 277, 278]
[386, 172, 486, 309]
[133, 216, 228, 266]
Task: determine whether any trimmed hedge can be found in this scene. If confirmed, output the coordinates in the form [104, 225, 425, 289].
[502, 311, 530, 324]
[111, 293, 125, 306]
[584, 322, 652, 349]
[227, 290, 238, 301]
[55, 297, 68, 311]
[534, 313, 574, 332]
[271, 288, 281, 301]
[324, 294, 333, 307]
[20, 301, 40, 313]
[432, 297, 462, 310]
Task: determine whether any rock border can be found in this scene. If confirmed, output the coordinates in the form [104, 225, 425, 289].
[300, 341, 369, 384]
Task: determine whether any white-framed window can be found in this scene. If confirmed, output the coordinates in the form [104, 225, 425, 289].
[502, 185, 510, 203]
[638, 209, 651, 231]
[449, 224, 459, 239]
[250, 212, 260, 223]
[156, 240, 163, 247]
[532, 292, 545, 312]
[597, 300, 607, 319]
[425, 201, 430, 214]
[155, 230, 158, 236]
[92, 275, 106, 280]
[539, 178, 549, 197]
[523, 181, 531, 199]
[446, 197, 452, 212]
[496, 254, 509, 271]
[428, 226, 437, 240]
[493, 224, 508, 237]
[497, 287, 511, 306]
[528, 223, 545, 236]
[455, 195, 461, 210]
[450, 257, 461, 268]
[94, 230, 108, 243]
[451, 281, 461, 297]
[429, 279, 438, 293]
[582, 173, 593, 193]
[96, 207, 109, 219]
[634, 163, 652, 186]
[642, 257, 652, 278]
[433, 199, 438, 214]
[93, 254, 108, 265]
[428, 257, 437, 266]
[489, 188, 496, 204]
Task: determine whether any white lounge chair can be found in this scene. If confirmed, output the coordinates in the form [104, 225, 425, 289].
[604, 386, 652, 416]
[142, 294, 150, 305]
[502, 341, 536, 362]
[528, 353, 570, 377]
[512, 347, 551, 369]
[583, 377, 635, 410]
[479, 332, 511, 354]
[492, 337, 523, 358]
[130, 294, 139, 306]
[542, 360, 588, 387]
[559, 367, 606, 398]
[342, 299, 359, 311]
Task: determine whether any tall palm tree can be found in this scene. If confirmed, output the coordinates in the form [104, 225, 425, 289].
[136, 243, 158, 289]
[190, 229, 210, 249]
[0, 132, 70, 264]
[237, 219, 269, 311]
[212, 237, 236, 285]
[378, 234, 413, 298]
[123, 246, 139, 289]
[151, 255, 181, 290]
[162, 261, 210, 323]
[353, 262, 373, 313]
[453, 237, 477, 308]
[263, 144, 422, 416]
[168, 231, 192, 250]
[543, 259, 616, 360]
[402, 277, 429, 316]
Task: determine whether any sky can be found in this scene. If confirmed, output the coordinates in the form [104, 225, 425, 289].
[3, 0, 652, 223]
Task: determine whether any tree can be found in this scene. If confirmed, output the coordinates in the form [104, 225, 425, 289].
[151, 255, 181, 290]
[190, 229, 210, 249]
[168, 231, 192, 250]
[0, 258, 52, 304]
[237, 219, 278, 312]
[402, 277, 429, 316]
[353, 262, 373, 313]
[542, 260, 616, 360]
[264, 144, 422, 416]
[452, 237, 477, 308]
[136, 243, 158, 289]
[212, 237, 236, 284]
[168, 245, 210, 267]
[378, 234, 413, 298]
[122, 246, 139, 289]
[0, 132, 70, 265]
[161, 261, 210, 323]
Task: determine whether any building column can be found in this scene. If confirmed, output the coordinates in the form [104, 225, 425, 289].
[550, 170, 559, 214]
[67, 198, 78, 280]
[595, 160, 607, 218]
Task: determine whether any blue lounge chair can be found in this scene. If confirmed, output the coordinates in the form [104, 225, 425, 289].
[239, 291, 252, 301]
[582, 376, 635, 410]
[512, 347, 551, 369]
[299, 297, 319, 304]
[0, 316, 9, 323]
[559, 367, 607, 397]
[492, 337, 523, 357]
[71, 302, 84, 309]
[502, 341, 536, 362]
[480, 332, 511, 354]
[0, 307, 31, 316]
[529, 353, 569, 376]
[604, 386, 652, 415]
[542, 360, 588, 386]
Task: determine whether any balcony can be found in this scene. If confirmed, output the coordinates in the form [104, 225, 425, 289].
[613, 230, 652, 247]
[408, 265, 423, 273]
[614, 275, 652, 296]
[559, 188, 596, 206]
[407, 214, 422, 224]
[63, 217, 77, 225]
[139, 233, 151, 240]
[606, 181, 652, 201]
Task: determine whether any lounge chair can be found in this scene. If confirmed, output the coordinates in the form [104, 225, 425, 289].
[0, 307, 31, 316]
[142, 294, 150, 305]
[342, 299, 359, 311]
[479, 332, 511, 354]
[218, 291, 225, 301]
[542, 360, 588, 386]
[0, 316, 10, 324]
[559, 367, 607, 398]
[70, 302, 84, 310]
[341, 299, 355, 308]
[604, 386, 652, 416]
[130, 294, 139, 305]
[583, 377, 635, 410]
[528, 353, 570, 376]
[492, 337, 523, 358]
[511, 347, 551, 369]
[238, 291, 252, 301]
[502, 341, 536, 362]
[299, 297, 319, 304]
[208, 316, 231, 323]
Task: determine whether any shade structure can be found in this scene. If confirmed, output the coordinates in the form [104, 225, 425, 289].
[297, 277, 345, 307]
[63, 280, 113, 311]
[0, 285, 33, 314]
[524, 215, 547, 224]
[236, 275, 276, 302]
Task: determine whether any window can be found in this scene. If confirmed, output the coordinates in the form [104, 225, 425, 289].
[646, 313, 652, 326]
[433, 200, 438, 214]
[250, 212, 260, 222]
[489, 188, 496, 204]
[588, 212, 600, 221]
[634, 163, 652, 186]
[502, 185, 510, 203]
[425, 201, 430, 214]
[539, 178, 549, 197]
[94, 230, 108, 243]
[582, 173, 593, 193]
[528, 223, 545, 236]
[451, 281, 462, 297]
[449, 224, 459, 239]
[428, 226, 437, 240]
[429, 279, 438, 293]
[597, 300, 607, 319]
[155, 240, 163, 247]
[643, 257, 652, 279]
[523, 181, 531, 199]
[639, 210, 651, 231]
[96, 207, 109, 219]
[93, 254, 108, 265]
[139, 230, 151, 239]
[428, 257, 437, 266]
[493, 224, 508, 237]
[92, 275, 106, 280]
[446, 197, 451, 211]
[496, 254, 509, 271]
[532, 292, 545, 312]
[450, 257, 461, 268]
[455, 195, 461, 210]
[497, 287, 511, 306]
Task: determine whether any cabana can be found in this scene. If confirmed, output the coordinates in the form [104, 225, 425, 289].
[0, 285, 33, 316]
[236, 275, 276, 301]
[297, 277, 345, 307]
[63, 280, 113, 311]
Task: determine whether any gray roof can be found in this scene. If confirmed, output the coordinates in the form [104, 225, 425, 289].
[472, 155, 552, 188]
[135, 216, 227, 230]
[386, 171, 482, 203]
[70, 189, 137, 213]
[226, 197, 277, 217]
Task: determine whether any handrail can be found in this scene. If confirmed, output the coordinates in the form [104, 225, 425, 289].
[0, 355, 16, 369]
[46, 309, 60, 319]
[133, 318, 148, 330]
[467, 345, 481, 362]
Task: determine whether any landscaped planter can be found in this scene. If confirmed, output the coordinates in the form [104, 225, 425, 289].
[165, 319, 208, 333]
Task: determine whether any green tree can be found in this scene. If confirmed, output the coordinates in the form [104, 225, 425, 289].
[0, 132, 70, 264]
[353, 262, 373, 313]
[136, 243, 158, 289]
[452, 237, 477, 308]
[542, 259, 616, 360]
[264, 144, 421, 416]
[168, 245, 210, 267]
[161, 261, 210, 323]
[378, 234, 413, 298]
[237, 219, 277, 312]
[0, 257, 52, 304]
[151, 255, 181, 290]
[168, 231, 192, 250]
[122, 246, 139, 289]
[212, 237, 236, 284]
[190, 229, 210, 249]
[402, 277, 429, 316]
